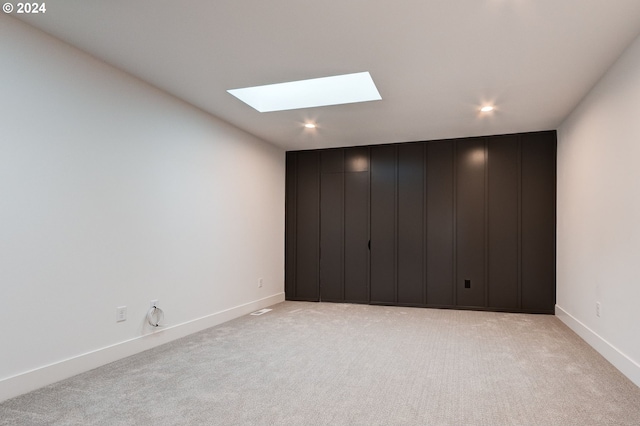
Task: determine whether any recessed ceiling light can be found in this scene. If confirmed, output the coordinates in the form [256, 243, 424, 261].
[227, 72, 382, 112]
[480, 105, 494, 112]
[304, 123, 316, 129]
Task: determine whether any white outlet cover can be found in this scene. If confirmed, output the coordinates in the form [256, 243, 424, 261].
[116, 306, 127, 322]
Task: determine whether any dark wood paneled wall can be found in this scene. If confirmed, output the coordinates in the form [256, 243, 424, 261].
[285, 131, 556, 314]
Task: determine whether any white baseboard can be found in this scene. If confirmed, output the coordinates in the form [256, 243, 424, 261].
[0, 293, 285, 403]
[556, 304, 640, 388]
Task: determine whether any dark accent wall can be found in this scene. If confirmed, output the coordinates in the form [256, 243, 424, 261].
[285, 131, 556, 314]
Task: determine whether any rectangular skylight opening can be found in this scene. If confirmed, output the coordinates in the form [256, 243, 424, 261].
[227, 72, 382, 112]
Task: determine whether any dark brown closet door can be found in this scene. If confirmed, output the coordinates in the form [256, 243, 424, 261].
[344, 147, 370, 303]
[521, 133, 556, 313]
[320, 150, 344, 302]
[370, 145, 397, 304]
[487, 135, 519, 310]
[397, 143, 425, 305]
[288, 151, 320, 301]
[285, 152, 297, 299]
[456, 138, 486, 308]
[426, 141, 454, 306]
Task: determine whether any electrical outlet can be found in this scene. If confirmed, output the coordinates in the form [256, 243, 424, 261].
[258, 278, 263, 288]
[116, 306, 127, 322]
[596, 302, 601, 318]
[150, 299, 158, 308]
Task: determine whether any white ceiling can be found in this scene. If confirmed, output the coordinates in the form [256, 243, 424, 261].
[16, 1, 640, 151]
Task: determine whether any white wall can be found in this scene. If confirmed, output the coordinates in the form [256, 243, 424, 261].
[557, 32, 640, 387]
[0, 15, 285, 401]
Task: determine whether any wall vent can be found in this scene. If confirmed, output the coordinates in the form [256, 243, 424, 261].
[250, 308, 272, 316]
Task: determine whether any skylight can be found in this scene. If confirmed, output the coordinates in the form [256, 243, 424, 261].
[227, 72, 382, 112]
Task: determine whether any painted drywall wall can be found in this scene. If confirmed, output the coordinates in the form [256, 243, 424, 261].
[557, 31, 640, 386]
[0, 15, 285, 400]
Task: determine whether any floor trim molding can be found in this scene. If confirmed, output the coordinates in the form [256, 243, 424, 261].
[556, 304, 640, 388]
[0, 293, 285, 402]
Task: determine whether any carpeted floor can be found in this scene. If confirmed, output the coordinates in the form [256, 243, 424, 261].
[1, 301, 639, 425]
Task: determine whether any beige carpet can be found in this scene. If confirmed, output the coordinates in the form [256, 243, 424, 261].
[1, 301, 639, 425]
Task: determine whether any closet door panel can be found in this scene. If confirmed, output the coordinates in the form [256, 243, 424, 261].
[295, 151, 320, 301]
[521, 133, 556, 312]
[426, 142, 454, 306]
[344, 146, 370, 302]
[397, 143, 424, 305]
[487, 136, 519, 310]
[456, 139, 486, 308]
[285, 153, 297, 299]
[370, 145, 397, 304]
